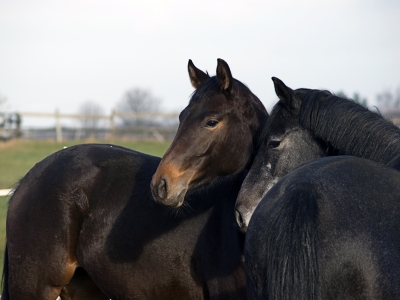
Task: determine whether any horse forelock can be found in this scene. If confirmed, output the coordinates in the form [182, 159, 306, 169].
[189, 76, 260, 105]
[298, 90, 400, 168]
[188, 77, 218, 105]
[187, 77, 264, 127]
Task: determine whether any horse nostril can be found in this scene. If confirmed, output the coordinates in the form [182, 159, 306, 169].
[235, 209, 244, 228]
[157, 179, 167, 200]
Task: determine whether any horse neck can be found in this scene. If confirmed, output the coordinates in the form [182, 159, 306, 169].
[300, 95, 400, 170]
[250, 122, 268, 169]
[188, 171, 246, 210]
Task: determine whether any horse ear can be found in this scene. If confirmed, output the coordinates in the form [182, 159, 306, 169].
[272, 77, 300, 112]
[188, 59, 209, 89]
[216, 58, 233, 91]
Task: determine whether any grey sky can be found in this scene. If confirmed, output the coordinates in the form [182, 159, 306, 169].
[1, 0, 399, 127]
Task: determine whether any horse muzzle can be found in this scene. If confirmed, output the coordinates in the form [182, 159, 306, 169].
[235, 206, 251, 233]
[235, 191, 260, 233]
[150, 175, 188, 208]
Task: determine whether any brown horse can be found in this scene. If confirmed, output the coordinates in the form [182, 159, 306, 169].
[151, 59, 267, 207]
[2, 59, 268, 299]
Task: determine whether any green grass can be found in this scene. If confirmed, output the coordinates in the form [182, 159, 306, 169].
[0, 139, 171, 278]
[0, 140, 171, 189]
[0, 196, 6, 279]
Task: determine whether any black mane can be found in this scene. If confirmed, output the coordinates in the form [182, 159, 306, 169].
[298, 90, 400, 169]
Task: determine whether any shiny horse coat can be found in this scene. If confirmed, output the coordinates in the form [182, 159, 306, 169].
[2, 59, 267, 299]
[246, 156, 400, 299]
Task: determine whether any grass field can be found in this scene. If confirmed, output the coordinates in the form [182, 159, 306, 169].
[0, 139, 171, 278]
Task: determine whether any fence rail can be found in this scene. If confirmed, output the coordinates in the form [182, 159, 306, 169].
[0, 189, 13, 197]
[1, 110, 180, 142]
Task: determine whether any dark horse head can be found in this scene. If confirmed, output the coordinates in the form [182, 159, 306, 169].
[235, 76, 400, 232]
[151, 59, 268, 207]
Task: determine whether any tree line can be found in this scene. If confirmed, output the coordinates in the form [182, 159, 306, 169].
[2, 86, 400, 131]
[78, 88, 162, 130]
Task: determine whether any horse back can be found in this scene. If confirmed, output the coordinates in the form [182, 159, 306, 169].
[8, 144, 159, 230]
[314, 157, 400, 299]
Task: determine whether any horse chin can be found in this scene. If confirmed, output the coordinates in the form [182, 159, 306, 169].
[152, 185, 188, 208]
[168, 188, 188, 208]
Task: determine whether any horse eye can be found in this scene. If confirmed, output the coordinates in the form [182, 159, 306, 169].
[268, 140, 281, 148]
[205, 120, 219, 128]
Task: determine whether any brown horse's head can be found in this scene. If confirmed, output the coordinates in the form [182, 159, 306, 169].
[151, 59, 268, 207]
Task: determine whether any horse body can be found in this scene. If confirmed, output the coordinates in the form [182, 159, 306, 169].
[245, 156, 400, 299]
[4, 144, 246, 299]
[3, 59, 267, 299]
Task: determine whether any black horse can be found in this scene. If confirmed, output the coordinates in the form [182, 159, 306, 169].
[235, 77, 400, 231]
[245, 156, 400, 299]
[234, 78, 400, 299]
[2, 60, 268, 299]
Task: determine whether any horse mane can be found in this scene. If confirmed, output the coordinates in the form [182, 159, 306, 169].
[298, 90, 400, 169]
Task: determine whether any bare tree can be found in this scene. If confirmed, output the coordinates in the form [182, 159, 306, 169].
[78, 100, 105, 132]
[0, 93, 7, 138]
[116, 88, 161, 126]
[376, 86, 400, 114]
[0, 92, 6, 112]
[0, 93, 21, 139]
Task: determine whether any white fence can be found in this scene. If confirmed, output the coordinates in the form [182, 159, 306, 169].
[12, 110, 180, 142]
[0, 189, 13, 197]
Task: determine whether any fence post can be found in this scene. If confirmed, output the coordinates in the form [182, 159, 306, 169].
[109, 109, 116, 139]
[55, 109, 62, 143]
[15, 113, 22, 137]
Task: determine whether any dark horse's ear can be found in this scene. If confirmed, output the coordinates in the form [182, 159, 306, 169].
[216, 58, 233, 92]
[188, 59, 210, 89]
[272, 77, 301, 113]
